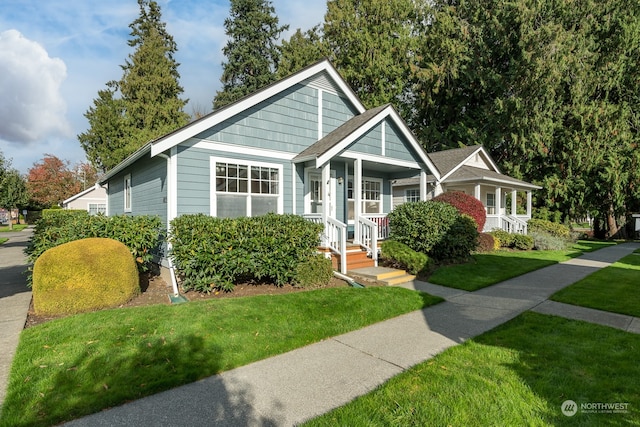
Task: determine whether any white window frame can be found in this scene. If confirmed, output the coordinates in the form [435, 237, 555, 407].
[347, 176, 383, 222]
[210, 157, 283, 218]
[124, 174, 132, 212]
[88, 203, 107, 216]
[486, 193, 496, 215]
[404, 188, 420, 203]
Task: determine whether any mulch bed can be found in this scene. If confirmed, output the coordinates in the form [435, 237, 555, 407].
[24, 274, 351, 328]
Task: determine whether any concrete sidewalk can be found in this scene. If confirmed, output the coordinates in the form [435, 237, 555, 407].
[61, 242, 640, 427]
[0, 228, 33, 409]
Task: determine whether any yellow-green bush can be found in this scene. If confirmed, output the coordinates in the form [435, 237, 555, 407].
[33, 238, 140, 316]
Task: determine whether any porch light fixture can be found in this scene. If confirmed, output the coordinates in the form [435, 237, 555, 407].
[337, 177, 344, 185]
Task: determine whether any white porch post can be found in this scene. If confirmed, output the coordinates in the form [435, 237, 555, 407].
[496, 186, 502, 226]
[420, 170, 428, 201]
[321, 162, 331, 246]
[511, 190, 517, 216]
[354, 158, 362, 244]
[474, 184, 481, 201]
[526, 190, 532, 218]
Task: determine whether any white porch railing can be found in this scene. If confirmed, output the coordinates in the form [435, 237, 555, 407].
[303, 213, 347, 273]
[357, 216, 378, 267]
[502, 215, 528, 234]
[362, 213, 390, 240]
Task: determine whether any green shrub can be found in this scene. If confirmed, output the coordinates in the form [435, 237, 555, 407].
[292, 254, 334, 288]
[26, 214, 163, 277]
[433, 191, 487, 232]
[476, 233, 496, 252]
[511, 233, 535, 250]
[388, 200, 460, 254]
[430, 214, 479, 261]
[381, 240, 432, 275]
[169, 213, 323, 292]
[489, 229, 514, 248]
[528, 219, 570, 239]
[32, 238, 139, 316]
[529, 231, 572, 251]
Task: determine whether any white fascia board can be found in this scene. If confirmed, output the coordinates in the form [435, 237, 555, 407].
[440, 146, 483, 182]
[446, 175, 542, 190]
[476, 146, 501, 174]
[340, 151, 421, 169]
[63, 183, 99, 205]
[99, 143, 152, 184]
[151, 60, 366, 157]
[190, 140, 296, 160]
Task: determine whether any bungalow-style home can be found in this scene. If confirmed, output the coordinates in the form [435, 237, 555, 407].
[62, 183, 108, 215]
[99, 60, 539, 273]
[392, 144, 541, 234]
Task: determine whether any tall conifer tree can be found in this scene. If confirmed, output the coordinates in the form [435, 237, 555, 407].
[213, 0, 288, 109]
[79, 0, 189, 171]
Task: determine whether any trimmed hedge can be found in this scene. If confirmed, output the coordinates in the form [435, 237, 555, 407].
[528, 218, 571, 239]
[489, 229, 534, 250]
[433, 191, 486, 232]
[388, 201, 478, 261]
[476, 233, 496, 252]
[169, 213, 323, 292]
[381, 240, 432, 275]
[292, 254, 334, 288]
[26, 212, 163, 276]
[32, 238, 139, 315]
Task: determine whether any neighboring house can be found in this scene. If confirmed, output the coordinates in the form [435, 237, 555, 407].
[99, 60, 539, 273]
[62, 183, 107, 215]
[392, 145, 541, 234]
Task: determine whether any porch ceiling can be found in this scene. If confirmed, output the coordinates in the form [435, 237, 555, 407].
[336, 155, 421, 174]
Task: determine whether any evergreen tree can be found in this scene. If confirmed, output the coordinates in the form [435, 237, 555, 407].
[276, 26, 328, 78]
[213, 0, 288, 110]
[412, 0, 640, 234]
[79, 0, 189, 171]
[323, 0, 417, 110]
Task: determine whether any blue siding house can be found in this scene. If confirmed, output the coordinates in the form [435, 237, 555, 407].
[99, 60, 539, 273]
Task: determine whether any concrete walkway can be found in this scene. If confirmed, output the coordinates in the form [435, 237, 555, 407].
[56, 242, 639, 427]
[0, 228, 33, 409]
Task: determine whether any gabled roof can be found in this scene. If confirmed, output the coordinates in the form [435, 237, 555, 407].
[427, 144, 500, 179]
[447, 165, 542, 189]
[293, 104, 440, 178]
[62, 183, 106, 205]
[150, 59, 366, 157]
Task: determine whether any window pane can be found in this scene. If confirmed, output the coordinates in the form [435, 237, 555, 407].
[251, 195, 277, 216]
[217, 194, 247, 218]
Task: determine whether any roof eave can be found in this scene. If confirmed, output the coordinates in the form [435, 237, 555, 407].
[98, 143, 152, 184]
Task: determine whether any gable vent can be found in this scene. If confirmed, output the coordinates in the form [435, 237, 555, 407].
[305, 71, 344, 97]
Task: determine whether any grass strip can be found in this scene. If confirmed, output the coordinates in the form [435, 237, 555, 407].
[0, 225, 28, 232]
[0, 287, 441, 427]
[0, 238, 7, 245]
[427, 240, 613, 291]
[551, 252, 640, 317]
[305, 312, 640, 426]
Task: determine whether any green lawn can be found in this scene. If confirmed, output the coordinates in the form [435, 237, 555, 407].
[0, 287, 441, 427]
[427, 240, 616, 291]
[305, 312, 640, 426]
[0, 238, 7, 245]
[551, 252, 640, 317]
[0, 224, 28, 232]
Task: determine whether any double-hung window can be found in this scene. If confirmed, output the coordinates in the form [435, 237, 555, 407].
[486, 193, 496, 215]
[347, 177, 383, 220]
[124, 174, 132, 212]
[213, 159, 281, 218]
[404, 188, 420, 203]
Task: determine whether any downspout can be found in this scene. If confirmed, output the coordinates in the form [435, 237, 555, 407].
[156, 152, 180, 297]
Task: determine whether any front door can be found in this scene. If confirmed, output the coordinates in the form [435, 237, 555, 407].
[306, 169, 336, 218]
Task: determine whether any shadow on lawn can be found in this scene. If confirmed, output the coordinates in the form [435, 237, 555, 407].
[4, 332, 280, 427]
[474, 312, 640, 426]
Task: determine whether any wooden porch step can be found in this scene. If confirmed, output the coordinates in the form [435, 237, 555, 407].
[347, 266, 416, 286]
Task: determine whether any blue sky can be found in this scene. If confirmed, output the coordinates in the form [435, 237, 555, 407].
[0, 0, 327, 174]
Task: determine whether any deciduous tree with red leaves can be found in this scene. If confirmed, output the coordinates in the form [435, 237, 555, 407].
[26, 155, 85, 208]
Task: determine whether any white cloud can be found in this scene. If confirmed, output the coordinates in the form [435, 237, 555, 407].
[0, 30, 72, 144]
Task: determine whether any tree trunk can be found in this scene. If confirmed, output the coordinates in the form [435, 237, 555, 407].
[606, 203, 618, 238]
